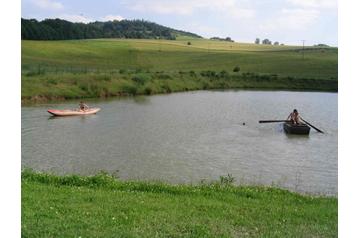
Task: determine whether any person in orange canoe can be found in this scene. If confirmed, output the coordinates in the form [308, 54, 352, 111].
[287, 109, 300, 124]
[79, 101, 89, 111]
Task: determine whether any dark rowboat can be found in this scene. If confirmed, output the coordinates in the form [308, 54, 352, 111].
[283, 122, 310, 135]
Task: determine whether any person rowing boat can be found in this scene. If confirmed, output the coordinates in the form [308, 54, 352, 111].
[48, 107, 101, 116]
[287, 109, 301, 125]
[79, 101, 89, 112]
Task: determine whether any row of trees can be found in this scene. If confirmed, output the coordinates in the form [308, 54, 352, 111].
[210, 37, 234, 42]
[21, 18, 202, 40]
[255, 38, 282, 45]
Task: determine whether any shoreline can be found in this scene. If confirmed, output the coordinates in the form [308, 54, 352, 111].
[21, 71, 338, 105]
[21, 169, 337, 197]
[21, 88, 338, 106]
[21, 86, 339, 105]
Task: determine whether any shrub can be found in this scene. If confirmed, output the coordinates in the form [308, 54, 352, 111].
[132, 74, 151, 84]
[189, 70, 196, 77]
[122, 84, 138, 95]
[259, 75, 270, 81]
[77, 81, 90, 92]
[144, 86, 153, 95]
[161, 83, 172, 93]
[202, 82, 210, 89]
[187, 41, 191, 45]
[200, 70, 217, 77]
[219, 70, 229, 78]
[157, 74, 172, 80]
[88, 84, 104, 96]
[219, 174, 235, 186]
[233, 66, 240, 72]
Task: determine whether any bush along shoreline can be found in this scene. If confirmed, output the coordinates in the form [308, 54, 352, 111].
[22, 169, 337, 237]
[22, 69, 338, 104]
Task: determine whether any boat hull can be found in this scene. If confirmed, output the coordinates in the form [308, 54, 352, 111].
[47, 108, 101, 116]
[283, 122, 310, 135]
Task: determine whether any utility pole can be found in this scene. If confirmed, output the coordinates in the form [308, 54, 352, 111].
[302, 40, 305, 60]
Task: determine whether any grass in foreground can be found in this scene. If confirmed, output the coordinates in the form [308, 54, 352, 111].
[22, 170, 337, 237]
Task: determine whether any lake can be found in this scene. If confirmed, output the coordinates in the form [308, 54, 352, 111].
[22, 90, 337, 196]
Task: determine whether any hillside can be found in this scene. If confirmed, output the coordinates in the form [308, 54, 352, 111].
[21, 18, 202, 40]
[21, 38, 338, 103]
[22, 38, 337, 79]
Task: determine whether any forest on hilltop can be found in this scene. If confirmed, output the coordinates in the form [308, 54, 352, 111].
[21, 18, 202, 40]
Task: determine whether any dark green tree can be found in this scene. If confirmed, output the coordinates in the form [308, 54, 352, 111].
[262, 39, 272, 45]
[21, 18, 202, 40]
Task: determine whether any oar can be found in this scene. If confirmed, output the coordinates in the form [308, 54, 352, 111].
[300, 117, 324, 133]
[259, 120, 291, 123]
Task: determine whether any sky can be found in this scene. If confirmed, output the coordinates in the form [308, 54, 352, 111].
[21, 0, 338, 46]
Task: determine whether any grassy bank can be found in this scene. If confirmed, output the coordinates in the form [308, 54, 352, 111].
[21, 39, 338, 102]
[22, 70, 337, 103]
[22, 170, 337, 237]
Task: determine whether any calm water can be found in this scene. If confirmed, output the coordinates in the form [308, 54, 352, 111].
[22, 90, 337, 195]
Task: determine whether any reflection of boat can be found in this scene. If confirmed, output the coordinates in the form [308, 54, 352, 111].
[283, 122, 310, 135]
[47, 108, 101, 116]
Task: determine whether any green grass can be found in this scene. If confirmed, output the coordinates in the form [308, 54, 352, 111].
[21, 38, 338, 102]
[22, 39, 337, 79]
[22, 170, 337, 238]
[21, 70, 337, 103]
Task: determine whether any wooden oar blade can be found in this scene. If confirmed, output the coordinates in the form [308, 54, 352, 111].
[300, 118, 324, 133]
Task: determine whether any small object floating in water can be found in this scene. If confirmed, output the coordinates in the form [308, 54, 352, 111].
[47, 108, 101, 116]
[242, 122, 246, 125]
[283, 122, 310, 135]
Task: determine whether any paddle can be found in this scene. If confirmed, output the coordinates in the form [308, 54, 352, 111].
[259, 120, 291, 123]
[299, 117, 324, 133]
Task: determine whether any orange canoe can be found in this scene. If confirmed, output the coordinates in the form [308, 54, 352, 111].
[47, 108, 101, 116]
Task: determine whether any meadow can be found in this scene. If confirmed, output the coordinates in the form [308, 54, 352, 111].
[21, 38, 338, 237]
[21, 38, 338, 102]
[22, 170, 337, 238]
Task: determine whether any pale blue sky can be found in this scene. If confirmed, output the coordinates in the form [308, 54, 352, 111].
[21, 0, 338, 46]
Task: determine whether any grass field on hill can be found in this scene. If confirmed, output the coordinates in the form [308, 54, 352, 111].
[21, 38, 338, 102]
[22, 38, 337, 79]
[22, 170, 337, 238]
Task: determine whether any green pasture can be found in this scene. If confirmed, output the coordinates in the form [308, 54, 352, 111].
[21, 38, 337, 102]
[22, 38, 337, 80]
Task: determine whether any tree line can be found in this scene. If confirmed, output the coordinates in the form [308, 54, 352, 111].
[210, 37, 234, 42]
[255, 38, 282, 46]
[21, 18, 202, 40]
